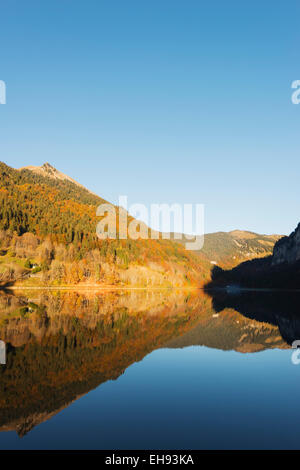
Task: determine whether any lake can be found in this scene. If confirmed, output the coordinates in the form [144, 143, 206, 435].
[0, 288, 299, 450]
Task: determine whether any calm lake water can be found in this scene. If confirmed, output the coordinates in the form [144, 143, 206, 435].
[0, 288, 299, 450]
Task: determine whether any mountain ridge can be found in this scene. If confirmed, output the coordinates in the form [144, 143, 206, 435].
[18, 162, 99, 197]
[0, 161, 209, 287]
[0, 160, 281, 287]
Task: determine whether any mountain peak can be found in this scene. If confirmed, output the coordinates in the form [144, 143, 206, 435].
[40, 162, 60, 176]
[42, 162, 56, 169]
[18, 162, 88, 191]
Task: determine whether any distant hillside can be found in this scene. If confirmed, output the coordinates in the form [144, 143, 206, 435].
[205, 222, 300, 289]
[201, 230, 281, 267]
[176, 230, 281, 269]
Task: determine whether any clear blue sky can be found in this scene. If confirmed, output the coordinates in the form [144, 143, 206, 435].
[0, 1, 299, 235]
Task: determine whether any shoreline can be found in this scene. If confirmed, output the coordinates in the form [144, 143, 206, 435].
[3, 285, 202, 291]
[2, 285, 300, 293]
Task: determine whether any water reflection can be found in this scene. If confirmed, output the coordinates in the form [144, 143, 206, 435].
[206, 289, 300, 345]
[0, 288, 296, 438]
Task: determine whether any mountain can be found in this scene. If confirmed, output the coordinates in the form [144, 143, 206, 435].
[18, 162, 98, 196]
[205, 222, 300, 289]
[0, 161, 279, 287]
[194, 230, 281, 268]
[0, 161, 209, 287]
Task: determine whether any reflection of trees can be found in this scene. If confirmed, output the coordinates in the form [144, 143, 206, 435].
[0, 288, 292, 436]
[0, 290, 208, 435]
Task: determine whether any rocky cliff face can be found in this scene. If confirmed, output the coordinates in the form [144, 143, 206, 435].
[272, 223, 300, 266]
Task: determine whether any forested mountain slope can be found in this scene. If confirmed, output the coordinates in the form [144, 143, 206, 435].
[0, 161, 210, 287]
[0, 161, 280, 287]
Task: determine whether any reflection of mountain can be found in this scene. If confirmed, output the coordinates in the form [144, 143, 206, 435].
[205, 289, 300, 346]
[0, 289, 291, 436]
[0, 290, 209, 436]
[164, 307, 286, 353]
